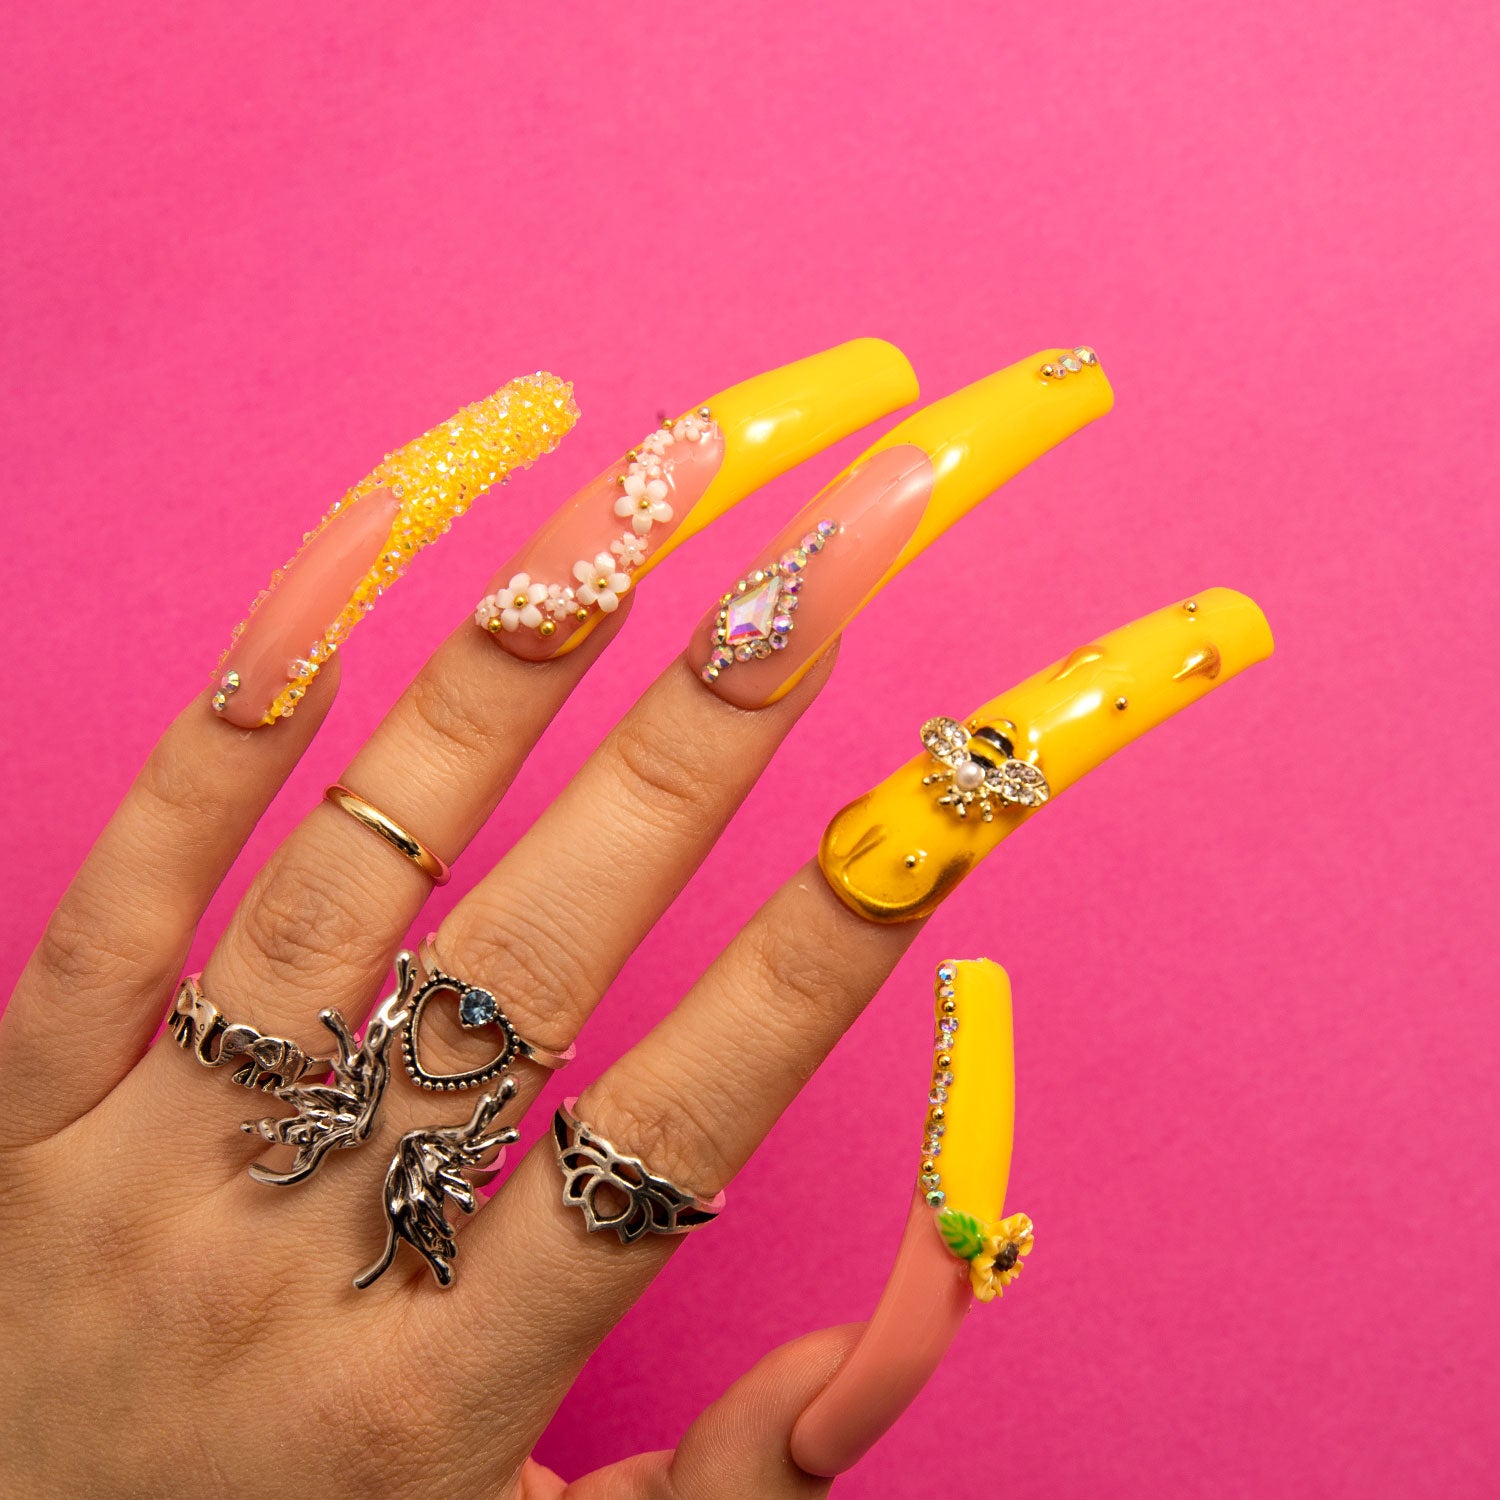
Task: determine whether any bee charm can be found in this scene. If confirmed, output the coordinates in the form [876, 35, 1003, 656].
[919, 717, 1051, 822]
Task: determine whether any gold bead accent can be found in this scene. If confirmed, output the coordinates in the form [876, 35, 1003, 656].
[575, 607, 590, 622]
[921, 1157, 938, 1176]
[1114, 696, 1128, 711]
[936, 1052, 952, 1071]
[1184, 599, 1198, 613]
[538, 620, 556, 638]
[929, 1105, 946, 1124]
[486, 617, 503, 634]
[940, 998, 957, 1015]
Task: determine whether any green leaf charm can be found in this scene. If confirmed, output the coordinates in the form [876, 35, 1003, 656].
[936, 1208, 986, 1261]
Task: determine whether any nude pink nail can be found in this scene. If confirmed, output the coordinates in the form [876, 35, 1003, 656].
[475, 416, 726, 662]
[214, 488, 401, 728]
[689, 444, 935, 709]
[790, 1186, 971, 1476]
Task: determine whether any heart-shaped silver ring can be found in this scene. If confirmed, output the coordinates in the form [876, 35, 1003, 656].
[398, 937, 575, 1092]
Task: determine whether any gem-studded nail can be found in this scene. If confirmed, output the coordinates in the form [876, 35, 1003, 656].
[475, 339, 918, 663]
[791, 959, 1024, 1477]
[819, 588, 1275, 923]
[688, 345, 1113, 710]
[212, 374, 578, 728]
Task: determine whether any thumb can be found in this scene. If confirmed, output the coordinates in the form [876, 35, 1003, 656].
[555, 1325, 862, 1500]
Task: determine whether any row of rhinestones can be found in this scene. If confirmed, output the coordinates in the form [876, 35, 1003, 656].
[920, 962, 959, 1208]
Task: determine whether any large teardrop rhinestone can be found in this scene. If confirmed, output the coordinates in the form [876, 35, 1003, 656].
[724, 575, 783, 644]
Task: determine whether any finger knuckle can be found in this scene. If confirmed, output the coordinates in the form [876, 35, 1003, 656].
[442, 902, 587, 1048]
[33, 894, 173, 1003]
[585, 1060, 734, 1193]
[403, 667, 508, 772]
[605, 710, 721, 835]
[740, 920, 848, 1040]
[231, 852, 392, 986]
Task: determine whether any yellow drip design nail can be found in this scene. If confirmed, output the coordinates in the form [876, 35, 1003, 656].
[820, 588, 1275, 922]
[222, 373, 578, 724]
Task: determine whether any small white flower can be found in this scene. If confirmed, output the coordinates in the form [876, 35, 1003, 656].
[638, 429, 671, 457]
[499, 571, 548, 632]
[611, 532, 649, 569]
[614, 475, 674, 535]
[543, 583, 577, 621]
[573, 552, 631, 613]
[473, 593, 503, 629]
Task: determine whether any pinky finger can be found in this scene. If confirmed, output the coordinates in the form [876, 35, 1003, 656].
[536, 1326, 858, 1500]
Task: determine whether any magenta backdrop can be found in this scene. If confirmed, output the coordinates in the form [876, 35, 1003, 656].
[3, 4, 1495, 1495]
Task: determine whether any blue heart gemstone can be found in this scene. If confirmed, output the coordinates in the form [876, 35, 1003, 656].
[458, 987, 498, 1028]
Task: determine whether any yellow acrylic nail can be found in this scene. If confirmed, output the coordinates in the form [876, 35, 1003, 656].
[689, 346, 1113, 709]
[924, 960, 1033, 1303]
[820, 588, 1275, 922]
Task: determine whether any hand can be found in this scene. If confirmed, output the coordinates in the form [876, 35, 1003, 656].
[1, 343, 1264, 1495]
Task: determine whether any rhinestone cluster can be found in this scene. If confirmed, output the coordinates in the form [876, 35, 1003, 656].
[475, 409, 721, 640]
[218, 373, 578, 724]
[1039, 346, 1098, 380]
[919, 962, 960, 1209]
[699, 519, 837, 684]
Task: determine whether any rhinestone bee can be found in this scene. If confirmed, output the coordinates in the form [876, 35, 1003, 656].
[919, 717, 1051, 821]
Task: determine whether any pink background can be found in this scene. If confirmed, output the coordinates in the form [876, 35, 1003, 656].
[3, 4, 1495, 1494]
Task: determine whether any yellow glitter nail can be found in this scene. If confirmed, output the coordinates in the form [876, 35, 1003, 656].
[216, 373, 578, 726]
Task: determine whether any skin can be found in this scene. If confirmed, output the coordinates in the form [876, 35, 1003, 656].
[0, 566, 929, 1497]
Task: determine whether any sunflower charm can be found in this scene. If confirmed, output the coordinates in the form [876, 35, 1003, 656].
[919, 717, 1050, 821]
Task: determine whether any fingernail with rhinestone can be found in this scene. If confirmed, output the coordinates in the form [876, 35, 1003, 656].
[792, 959, 1027, 1476]
[212, 374, 578, 728]
[690, 345, 1113, 709]
[820, 588, 1275, 923]
[474, 339, 918, 663]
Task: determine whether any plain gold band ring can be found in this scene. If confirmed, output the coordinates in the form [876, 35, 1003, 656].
[323, 783, 452, 885]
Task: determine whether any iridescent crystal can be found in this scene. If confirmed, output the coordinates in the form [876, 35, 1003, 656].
[724, 575, 783, 643]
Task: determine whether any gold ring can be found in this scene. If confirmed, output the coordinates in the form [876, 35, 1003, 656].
[323, 783, 452, 885]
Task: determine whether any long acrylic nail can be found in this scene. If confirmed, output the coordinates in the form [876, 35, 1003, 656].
[792, 960, 1029, 1476]
[213, 374, 578, 728]
[473, 339, 918, 661]
[690, 346, 1112, 708]
[820, 588, 1275, 922]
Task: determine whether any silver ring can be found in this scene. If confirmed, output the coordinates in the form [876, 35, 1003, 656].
[399, 936, 575, 1092]
[167, 975, 334, 1092]
[552, 1099, 725, 1243]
